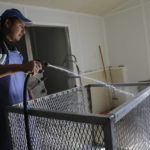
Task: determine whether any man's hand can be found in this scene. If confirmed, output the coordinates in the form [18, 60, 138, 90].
[22, 60, 42, 76]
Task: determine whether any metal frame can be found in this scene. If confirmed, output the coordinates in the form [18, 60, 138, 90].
[85, 83, 150, 149]
[109, 86, 150, 123]
[103, 119, 116, 150]
[7, 106, 111, 125]
[7, 106, 116, 150]
[86, 85, 93, 113]
[85, 82, 150, 112]
[86, 83, 150, 122]
[14, 86, 82, 107]
[7, 83, 150, 150]
[85, 82, 150, 88]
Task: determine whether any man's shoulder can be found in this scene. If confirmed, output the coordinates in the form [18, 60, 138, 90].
[0, 33, 8, 64]
[0, 40, 3, 54]
[0, 33, 7, 54]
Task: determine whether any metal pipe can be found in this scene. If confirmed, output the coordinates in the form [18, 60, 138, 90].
[85, 82, 150, 88]
[109, 86, 150, 123]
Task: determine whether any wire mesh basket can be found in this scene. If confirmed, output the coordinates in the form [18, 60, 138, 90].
[7, 84, 150, 150]
[7, 86, 112, 150]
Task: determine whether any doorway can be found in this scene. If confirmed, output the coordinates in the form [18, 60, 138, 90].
[17, 26, 76, 95]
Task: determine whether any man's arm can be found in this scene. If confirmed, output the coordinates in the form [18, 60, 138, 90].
[0, 60, 42, 78]
[0, 64, 26, 78]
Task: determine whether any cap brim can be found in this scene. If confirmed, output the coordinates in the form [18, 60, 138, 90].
[21, 16, 31, 23]
[15, 15, 32, 26]
[18, 15, 32, 23]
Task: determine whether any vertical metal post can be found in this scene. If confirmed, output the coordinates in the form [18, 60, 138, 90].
[64, 27, 76, 89]
[5, 108, 13, 150]
[25, 29, 33, 61]
[86, 85, 93, 113]
[86, 85, 97, 147]
[103, 118, 117, 150]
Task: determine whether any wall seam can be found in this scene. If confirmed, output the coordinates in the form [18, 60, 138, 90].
[140, 0, 150, 77]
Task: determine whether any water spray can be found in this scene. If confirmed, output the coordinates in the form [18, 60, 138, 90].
[44, 62, 134, 97]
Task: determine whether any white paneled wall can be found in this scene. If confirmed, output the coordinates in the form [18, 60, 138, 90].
[0, 2, 108, 73]
[77, 15, 108, 72]
[104, 0, 150, 82]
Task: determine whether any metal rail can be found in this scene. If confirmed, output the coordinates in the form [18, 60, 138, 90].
[7, 106, 112, 124]
[109, 86, 150, 123]
[85, 82, 150, 88]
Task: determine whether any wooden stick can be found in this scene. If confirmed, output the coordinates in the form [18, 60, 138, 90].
[99, 45, 108, 83]
[98, 45, 113, 108]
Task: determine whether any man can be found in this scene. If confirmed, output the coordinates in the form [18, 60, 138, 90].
[0, 8, 42, 149]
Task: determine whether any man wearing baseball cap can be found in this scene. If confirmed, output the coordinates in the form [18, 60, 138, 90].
[0, 8, 42, 149]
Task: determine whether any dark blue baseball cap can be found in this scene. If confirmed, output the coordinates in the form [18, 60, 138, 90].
[1, 8, 32, 24]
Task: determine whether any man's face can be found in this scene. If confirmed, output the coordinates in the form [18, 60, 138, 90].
[5, 19, 26, 42]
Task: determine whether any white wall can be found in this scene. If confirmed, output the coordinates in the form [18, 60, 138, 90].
[0, 2, 108, 73]
[104, 0, 150, 82]
[82, 66, 130, 113]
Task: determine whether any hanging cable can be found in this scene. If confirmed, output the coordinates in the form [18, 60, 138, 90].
[23, 73, 32, 150]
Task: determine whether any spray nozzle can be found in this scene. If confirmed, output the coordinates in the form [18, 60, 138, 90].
[43, 62, 49, 67]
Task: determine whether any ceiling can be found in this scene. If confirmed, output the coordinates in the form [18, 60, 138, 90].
[0, 0, 128, 16]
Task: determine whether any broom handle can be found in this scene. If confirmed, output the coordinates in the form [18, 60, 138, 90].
[99, 45, 108, 83]
[99, 45, 112, 108]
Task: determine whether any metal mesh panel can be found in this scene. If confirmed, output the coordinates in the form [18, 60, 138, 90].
[16, 87, 90, 113]
[8, 112, 106, 150]
[115, 96, 150, 150]
[8, 86, 110, 150]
